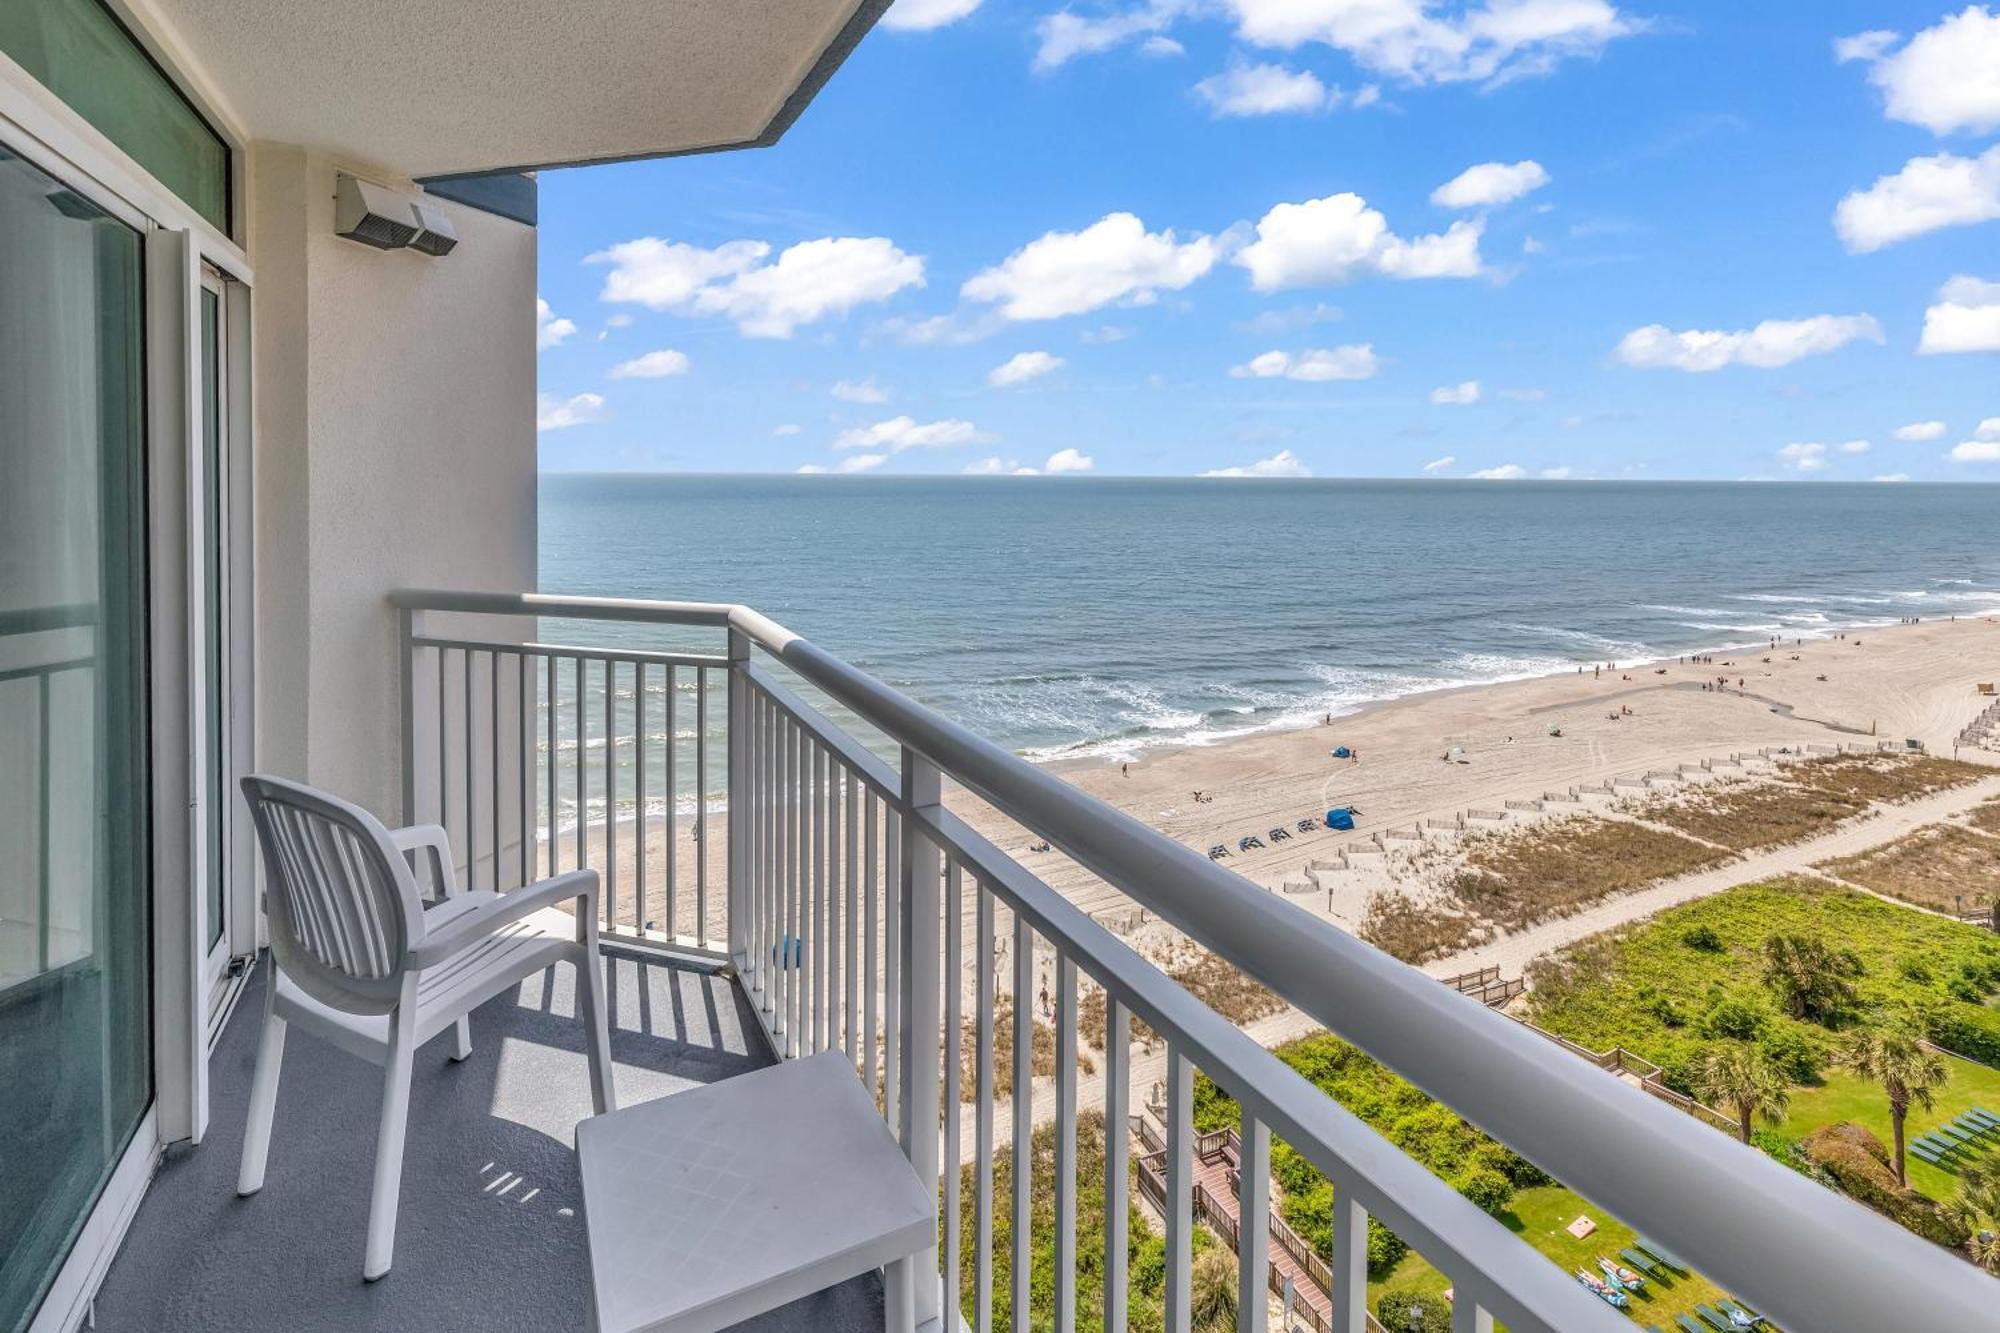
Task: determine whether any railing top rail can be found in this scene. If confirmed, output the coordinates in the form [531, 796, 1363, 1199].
[389, 588, 1995, 1333]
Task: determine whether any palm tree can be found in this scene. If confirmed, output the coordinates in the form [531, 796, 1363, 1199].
[1189, 1244, 1238, 1333]
[1959, 1158, 2000, 1224]
[1760, 933, 1861, 1023]
[1841, 1023, 1948, 1186]
[1692, 1043, 1791, 1144]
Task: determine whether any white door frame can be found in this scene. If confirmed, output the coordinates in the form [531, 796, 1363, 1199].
[1, 35, 253, 1333]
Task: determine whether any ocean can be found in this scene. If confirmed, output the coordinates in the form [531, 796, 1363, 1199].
[540, 475, 2000, 768]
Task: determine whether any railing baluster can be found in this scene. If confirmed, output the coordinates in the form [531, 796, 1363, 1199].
[490, 649, 501, 891]
[1330, 1189, 1368, 1333]
[635, 661, 648, 930]
[665, 664, 679, 939]
[543, 652, 555, 877]
[517, 651, 530, 890]
[605, 657, 618, 931]
[1055, 954, 1078, 1333]
[573, 653, 586, 879]
[943, 857, 963, 1329]
[1165, 1046, 1193, 1333]
[823, 753, 840, 1053]
[463, 647, 475, 879]
[783, 713, 798, 1052]
[884, 801, 902, 1134]
[696, 665, 709, 947]
[863, 788, 878, 1098]
[975, 882, 995, 1333]
[436, 646, 448, 844]
[899, 751, 942, 1328]
[804, 739, 820, 1053]
[1010, 911, 1032, 1333]
[843, 771, 858, 1061]
[1103, 997, 1128, 1333]
[1239, 1114, 1270, 1333]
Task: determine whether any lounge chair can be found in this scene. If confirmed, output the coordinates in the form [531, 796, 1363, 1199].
[1696, 1305, 1735, 1332]
[1207, 845, 1228, 860]
[1637, 1237, 1687, 1270]
[1238, 835, 1265, 851]
[1677, 1317, 1706, 1333]
[1296, 818, 1317, 833]
[1718, 1298, 1762, 1326]
[1619, 1247, 1659, 1276]
[1268, 826, 1291, 841]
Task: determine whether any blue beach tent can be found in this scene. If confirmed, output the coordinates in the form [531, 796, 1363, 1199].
[1325, 807, 1355, 831]
[1331, 746, 1352, 759]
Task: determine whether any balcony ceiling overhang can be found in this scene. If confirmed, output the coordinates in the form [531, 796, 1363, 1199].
[144, 0, 888, 179]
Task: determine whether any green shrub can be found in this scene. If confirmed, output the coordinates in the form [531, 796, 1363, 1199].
[1757, 1026, 1824, 1084]
[1454, 1166, 1515, 1215]
[1802, 1122, 1971, 1249]
[1923, 1004, 2000, 1066]
[1703, 995, 1767, 1040]
[1682, 923, 1725, 952]
[1376, 1288, 1453, 1333]
[1366, 1218, 1408, 1276]
[1899, 956, 1933, 984]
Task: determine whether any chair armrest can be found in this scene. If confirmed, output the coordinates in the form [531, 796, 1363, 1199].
[408, 869, 599, 969]
[390, 823, 457, 898]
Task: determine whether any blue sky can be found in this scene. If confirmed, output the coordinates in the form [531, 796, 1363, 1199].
[533, 2, 2000, 481]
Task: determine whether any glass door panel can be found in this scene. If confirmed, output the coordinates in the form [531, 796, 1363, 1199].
[0, 144, 151, 1333]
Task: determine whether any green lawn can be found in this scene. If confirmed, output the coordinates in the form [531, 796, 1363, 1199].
[1780, 1063, 2000, 1211]
[1370, 1186, 1731, 1328]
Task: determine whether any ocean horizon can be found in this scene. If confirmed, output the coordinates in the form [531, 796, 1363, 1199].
[540, 474, 2000, 766]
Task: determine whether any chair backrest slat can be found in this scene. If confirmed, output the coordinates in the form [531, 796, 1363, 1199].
[241, 775, 429, 1015]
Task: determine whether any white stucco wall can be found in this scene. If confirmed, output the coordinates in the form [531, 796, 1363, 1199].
[248, 146, 536, 819]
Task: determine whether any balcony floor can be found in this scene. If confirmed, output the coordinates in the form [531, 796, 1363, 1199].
[91, 947, 884, 1332]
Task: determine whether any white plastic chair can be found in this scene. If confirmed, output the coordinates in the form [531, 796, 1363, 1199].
[235, 774, 617, 1280]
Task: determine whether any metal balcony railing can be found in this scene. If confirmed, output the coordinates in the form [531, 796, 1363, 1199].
[390, 589, 1991, 1333]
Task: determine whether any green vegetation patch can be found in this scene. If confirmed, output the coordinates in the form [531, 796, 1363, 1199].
[1783, 752, 1988, 805]
[1527, 878, 2000, 1094]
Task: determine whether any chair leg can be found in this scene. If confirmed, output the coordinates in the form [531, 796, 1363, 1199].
[450, 1015, 472, 1062]
[364, 1007, 417, 1281]
[576, 953, 617, 1115]
[236, 1006, 288, 1197]
[883, 1255, 915, 1333]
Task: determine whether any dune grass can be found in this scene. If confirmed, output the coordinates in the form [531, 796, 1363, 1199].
[1819, 822, 2000, 915]
[1451, 818, 1730, 933]
[1640, 779, 1865, 852]
[1784, 752, 1988, 805]
[1358, 888, 1488, 964]
[1079, 949, 1287, 1051]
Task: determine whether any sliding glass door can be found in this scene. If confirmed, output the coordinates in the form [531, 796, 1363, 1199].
[0, 144, 152, 1333]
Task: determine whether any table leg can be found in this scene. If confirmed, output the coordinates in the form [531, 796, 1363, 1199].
[884, 1254, 915, 1333]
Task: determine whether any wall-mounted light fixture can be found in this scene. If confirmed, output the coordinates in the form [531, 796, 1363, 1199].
[334, 173, 457, 257]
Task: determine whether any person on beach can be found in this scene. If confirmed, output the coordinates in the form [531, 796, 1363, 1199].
[1121, 763, 1128, 777]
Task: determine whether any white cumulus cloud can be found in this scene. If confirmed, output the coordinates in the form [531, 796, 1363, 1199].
[536, 297, 576, 350]
[1236, 192, 1483, 289]
[1195, 61, 1334, 115]
[607, 349, 690, 379]
[773, 423, 802, 437]
[1981, 418, 2000, 439]
[1228, 345, 1380, 381]
[963, 212, 1219, 320]
[882, 0, 982, 32]
[1468, 463, 1526, 479]
[1421, 455, 1456, 473]
[988, 351, 1066, 387]
[1432, 160, 1550, 209]
[1430, 380, 1481, 404]
[1834, 146, 2000, 252]
[590, 235, 924, 338]
[832, 378, 890, 403]
[537, 392, 606, 431]
[1919, 275, 2000, 354]
[1874, 473, 1911, 483]
[1223, 0, 1641, 87]
[1778, 442, 1830, 472]
[1613, 314, 1883, 371]
[1201, 448, 1312, 477]
[1044, 447, 1096, 473]
[1949, 440, 2000, 463]
[1834, 30, 1899, 64]
[834, 416, 993, 452]
[1839, 439, 1871, 454]
[1894, 420, 1947, 441]
[1034, 2, 1182, 71]
[1539, 466, 1574, 479]
[1847, 6, 2000, 136]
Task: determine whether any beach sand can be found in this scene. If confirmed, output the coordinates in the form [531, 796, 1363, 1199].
[554, 616, 2000, 1011]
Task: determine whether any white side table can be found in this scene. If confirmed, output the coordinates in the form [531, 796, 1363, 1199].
[576, 1050, 935, 1333]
